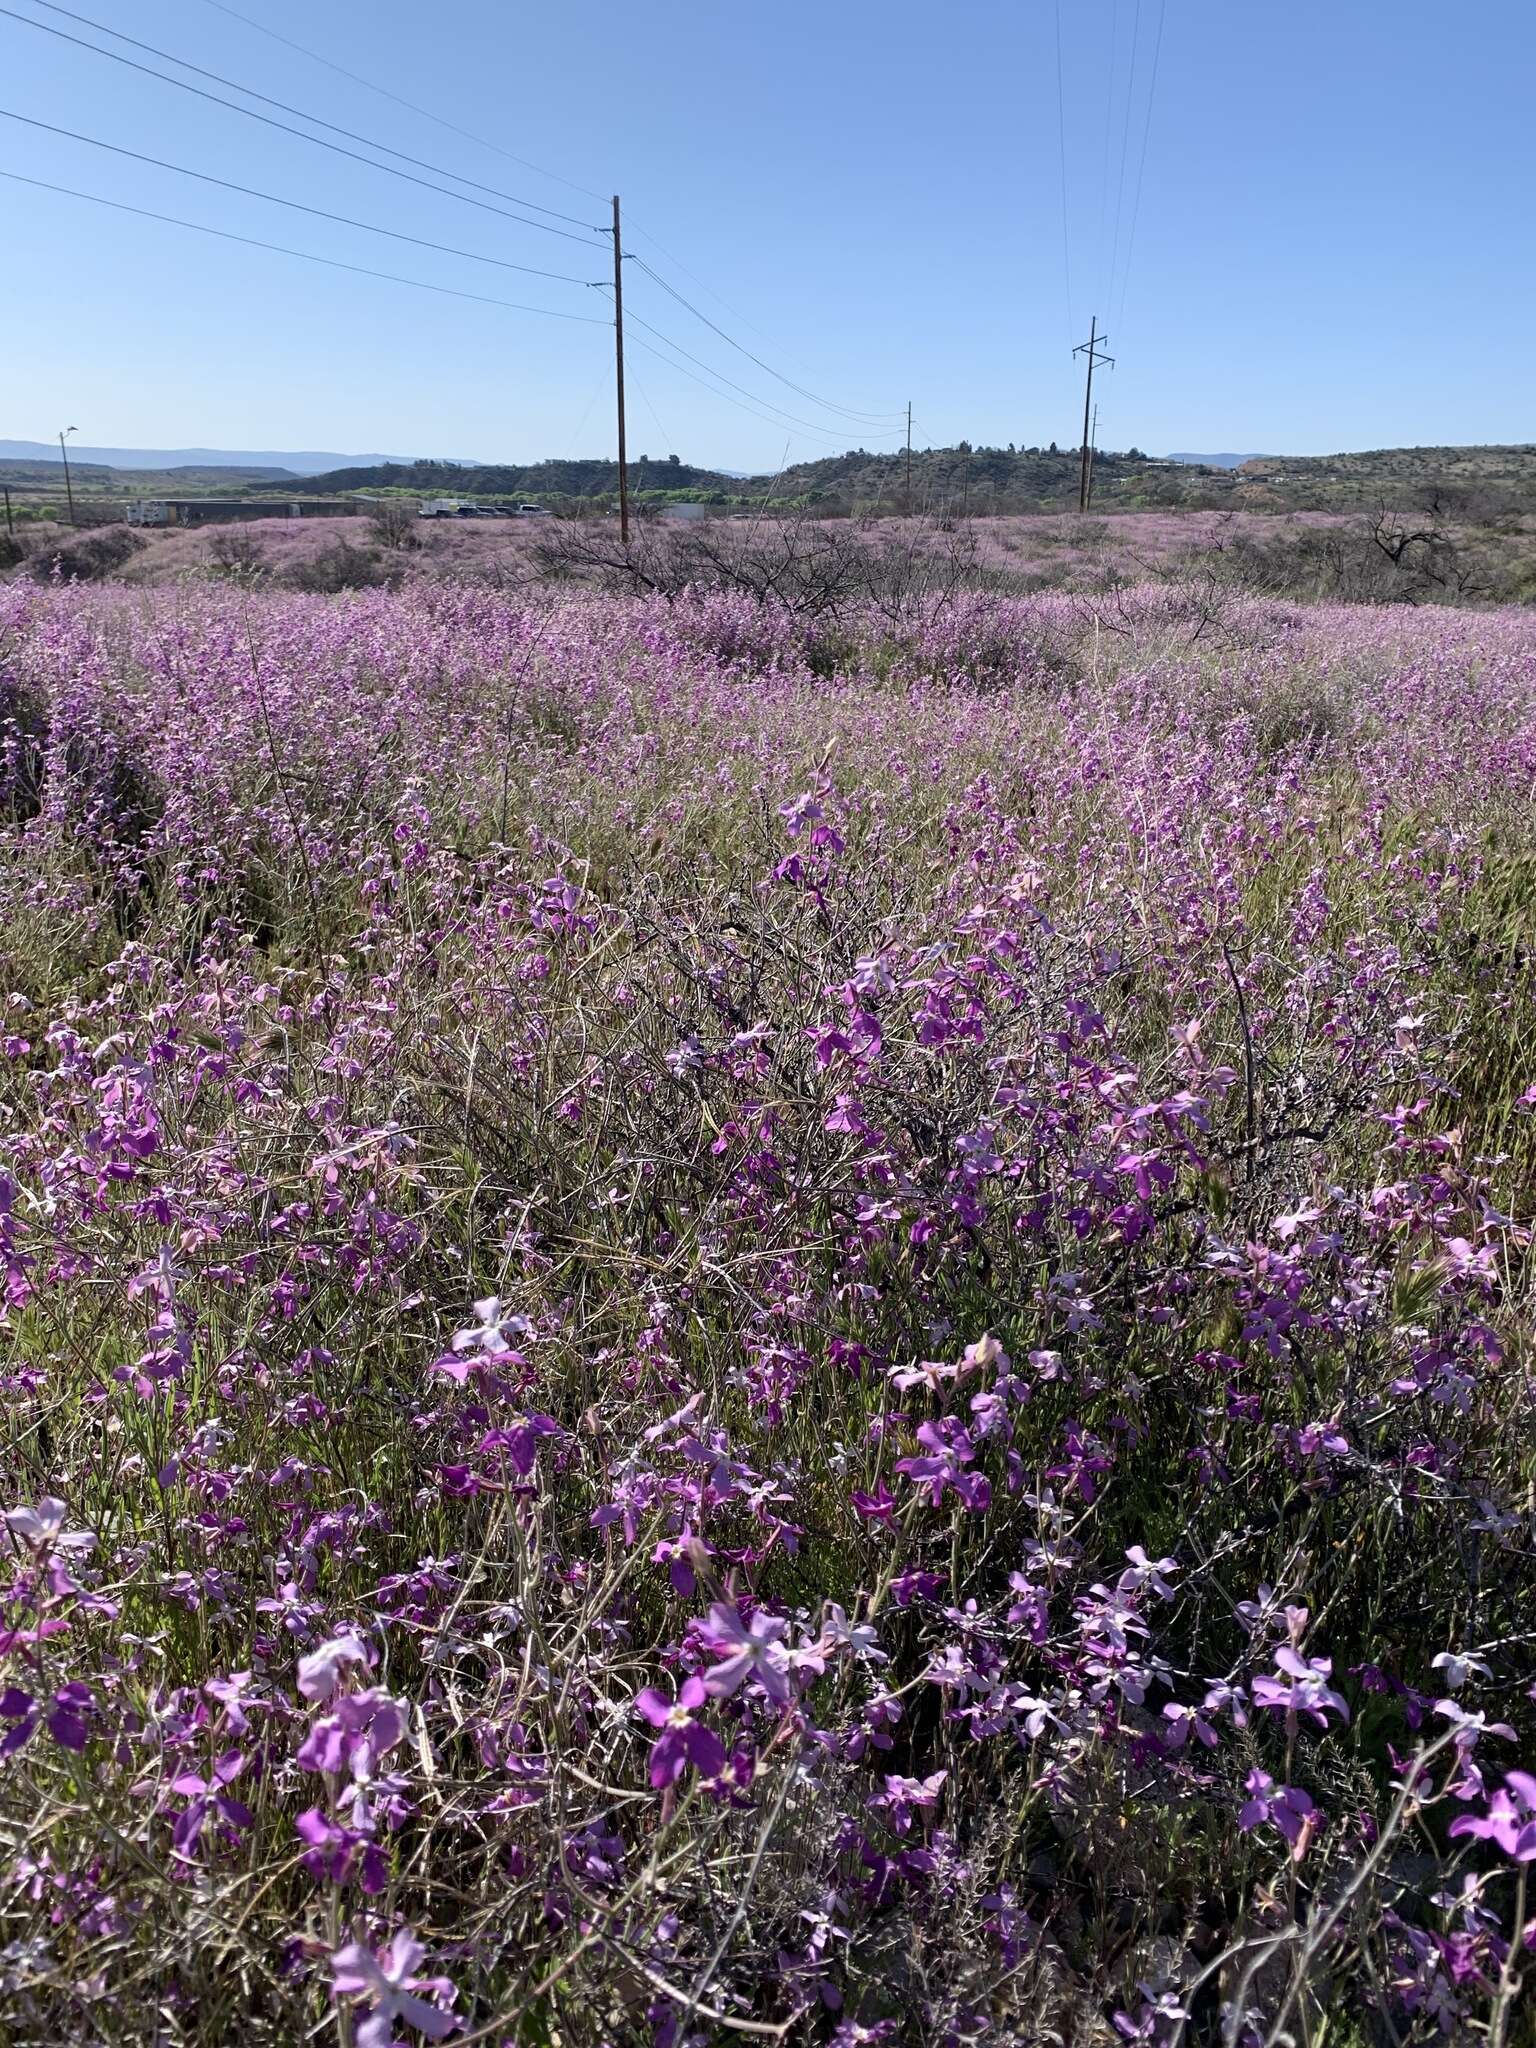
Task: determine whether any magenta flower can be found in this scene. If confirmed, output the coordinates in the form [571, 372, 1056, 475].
[297, 1808, 389, 1893]
[170, 1750, 253, 1862]
[1238, 1769, 1318, 1859]
[1160, 1701, 1219, 1749]
[1119, 1546, 1181, 1602]
[298, 1688, 407, 1782]
[869, 1770, 947, 1834]
[1449, 1772, 1536, 1861]
[697, 1602, 793, 1705]
[1251, 1647, 1350, 1728]
[633, 1676, 727, 1788]
[894, 1417, 992, 1513]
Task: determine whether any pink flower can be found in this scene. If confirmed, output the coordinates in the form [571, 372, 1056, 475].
[297, 1633, 371, 1703]
[330, 1930, 459, 2048]
[169, 1750, 253, 1863]
[4, 1497, 94, 1556]
[1449, 1773, 1536, 1861]
[298, 1688, 407, 1782]
[1250, 1648, 1350, 1728]
[697, 1602, 792, 1705]
[869, 1770, 947, 1833]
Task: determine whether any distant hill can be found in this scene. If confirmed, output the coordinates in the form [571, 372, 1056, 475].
[21, 439, 1527, 521]
[1237, 445, 1536, 500]
[0, 441, 469, 476]
[262, 445, 1199, 512]
[1167, 452, 1265, 469]
[0, 457, 295, 487]
[256, 455, 736, 500]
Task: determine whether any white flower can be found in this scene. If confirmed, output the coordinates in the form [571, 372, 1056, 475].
[297, 1632, 371, 1702]
[4, 1498, 94, 1555]
[1432, 1650, 1493, 1693]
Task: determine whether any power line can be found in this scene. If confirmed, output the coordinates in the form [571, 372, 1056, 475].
[0, 4, 602, 243]
[194, 0, 801, 362]
[1105, 0, 1142, 327]
[189, 0, 610, 208]
[0, 108, 603, 285]
[609, 291, 903, 445]
[200, 0, 813, 365]
[15, 0, 907, 451]
[624, 220, 777, 344]
[615, 315, 899, 448]
[631, 255, 904, 425]
[0, 169, 611, 323]
[1113, 0, 1167, 339]
[624, 332, 868, 447]
[1096, 0, 1120, 312]
[1053, 0, 1074, 344]
[629, 368, 676, 459]
[9, 0, 907, 459]
[563, 359, 613, 454]
[24, 0, 602, 232]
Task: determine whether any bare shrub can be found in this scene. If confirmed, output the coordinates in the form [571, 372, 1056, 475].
[368, 501, 422, 551]
[208, 528, 269, 580]
[28, 524, 146, 584]
[1189, 506, 1489, 607]
[285, 541, 403, 593]
[532, 511, 986, 626]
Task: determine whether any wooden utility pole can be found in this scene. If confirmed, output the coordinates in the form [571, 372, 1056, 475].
[1086, 402, 1099, 510]
[904, 401, 912, 517]
[610, 194, 630, 545]
[1073, 317, 1113, 513]
[59, 427, 78, 527]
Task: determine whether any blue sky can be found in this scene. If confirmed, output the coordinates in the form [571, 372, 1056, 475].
[5, 0, 1532, 469]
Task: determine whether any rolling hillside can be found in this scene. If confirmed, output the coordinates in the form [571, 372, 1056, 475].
[262, 443, 1536, 515]
[7, 442, 1533, 524]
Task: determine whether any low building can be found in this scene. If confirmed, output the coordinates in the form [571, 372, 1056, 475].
[125, 498, 357, 527]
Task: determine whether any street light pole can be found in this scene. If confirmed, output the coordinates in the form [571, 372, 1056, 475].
[59, 426, 78, 527]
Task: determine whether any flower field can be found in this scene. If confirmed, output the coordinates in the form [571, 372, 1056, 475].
[1, 569, 1534, 2044]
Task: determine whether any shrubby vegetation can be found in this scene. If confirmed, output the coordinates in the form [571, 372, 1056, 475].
[283, 537, 403, 593]
[26, 524, 146, 585]
[0, 567, 1534, 2044]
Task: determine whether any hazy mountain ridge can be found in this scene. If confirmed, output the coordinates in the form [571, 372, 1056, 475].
[0, 441, 468, 475]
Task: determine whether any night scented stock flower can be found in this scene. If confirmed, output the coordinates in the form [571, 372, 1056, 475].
[696, 1601, 795, 1707]
[331, 1930, 459, 2048]
[1250, 1645, 1352, 1731]
[633, 1676, 727, 1789]
[5, 571, 1536, 2040]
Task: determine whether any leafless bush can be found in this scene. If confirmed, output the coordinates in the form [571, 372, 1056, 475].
[1190, 506, 1490, 606]
[368, 501, 422, 551]
[28, 524, 146, 584]
[284, 541, 402, 593]
[531, 511, 986, 625]
[208, 528, 269, 580]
